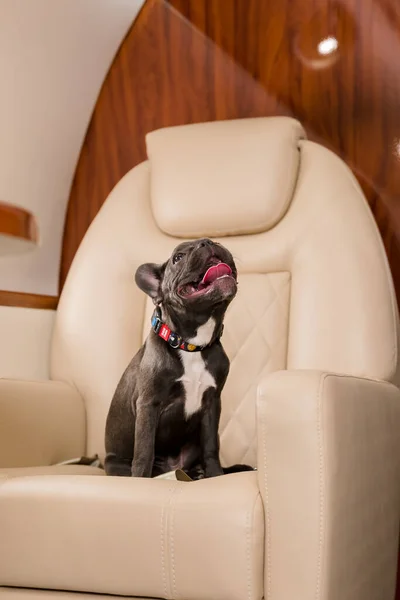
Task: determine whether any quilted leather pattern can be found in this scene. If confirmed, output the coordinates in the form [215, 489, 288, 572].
[220, 272, 290, 467]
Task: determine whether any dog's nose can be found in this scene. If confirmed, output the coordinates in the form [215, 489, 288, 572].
[196, 239, 213, 249]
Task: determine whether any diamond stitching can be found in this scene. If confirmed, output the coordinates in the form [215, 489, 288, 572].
[220, 273, 290, 466]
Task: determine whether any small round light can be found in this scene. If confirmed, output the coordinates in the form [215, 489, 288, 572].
[393, 139, 400, 160]
[317, 36, 339, 56]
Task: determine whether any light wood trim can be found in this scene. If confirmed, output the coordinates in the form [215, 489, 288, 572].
[0, 290, 58, 310]
[0, 201, 38, 244]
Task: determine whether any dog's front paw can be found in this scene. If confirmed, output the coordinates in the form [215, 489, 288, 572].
[131, 460, 152, 478]
[186, 465, 205, 480]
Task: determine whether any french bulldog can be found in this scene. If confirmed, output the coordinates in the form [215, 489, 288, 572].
[104, 238, 253, 480]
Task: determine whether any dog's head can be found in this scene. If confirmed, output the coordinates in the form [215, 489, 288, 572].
[135, 239, 237, 314]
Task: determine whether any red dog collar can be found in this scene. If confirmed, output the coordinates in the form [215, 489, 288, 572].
[150, 307, 223, 352]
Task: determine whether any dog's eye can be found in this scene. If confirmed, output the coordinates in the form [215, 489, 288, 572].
[173, 253, 184, 264]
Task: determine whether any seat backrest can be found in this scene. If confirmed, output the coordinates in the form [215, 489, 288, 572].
[51, 117, 399, 463]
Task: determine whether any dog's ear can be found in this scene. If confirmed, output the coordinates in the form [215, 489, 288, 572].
[135, 262, 166, 304]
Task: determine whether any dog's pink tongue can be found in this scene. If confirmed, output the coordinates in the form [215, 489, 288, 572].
[201, 263, 232, 284]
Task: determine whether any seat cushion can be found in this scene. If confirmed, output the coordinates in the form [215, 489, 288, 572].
[0, 472, 264, 600]
[0, 591, 157, 600]
[0, 465, 105, 478]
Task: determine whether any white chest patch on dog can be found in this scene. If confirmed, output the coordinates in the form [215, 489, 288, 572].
[178, 318, 216, 418]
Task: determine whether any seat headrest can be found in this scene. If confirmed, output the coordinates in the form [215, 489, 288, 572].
[146, 117, 305, 238]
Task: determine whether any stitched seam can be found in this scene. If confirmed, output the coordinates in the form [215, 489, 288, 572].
[162, 485, 177, 600]
[160, 502, 167, 599]
[344, 166, 398, 377]
[246, 493, 260, 600]
[223, 272, 289, 366]
[226, 281, 276, 363]
[316, 373, 327, 600]
[246, 507, 252, 600]
[170, 485, 181, 600]
[259, 395, 272, 599]
[271, 272, 291, 369]
[275, 134, 304, 228]
[324, 372, 392, 386]
[219, 281, 284, 439]
[220, 276, 289, 465]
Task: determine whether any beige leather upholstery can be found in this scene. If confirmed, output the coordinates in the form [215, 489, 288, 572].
[147, 117, 305, 237]
[0, 466, 104, 478]
[0, 592, 152, 600]
[1, 117, 400, 600]
[0, 305, 55, 380]
[0, 379, 85, 468]
[257, 371, 400, 600]
[51, 124, 398, 459]
[0, 472, 263, 600]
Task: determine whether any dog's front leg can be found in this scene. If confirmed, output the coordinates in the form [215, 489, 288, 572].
[201, 388, 224, 478]
[131, 397, 160, 477]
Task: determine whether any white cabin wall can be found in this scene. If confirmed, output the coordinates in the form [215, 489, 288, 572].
[0, 0, 144, 295]
[0, 306, 55, 379]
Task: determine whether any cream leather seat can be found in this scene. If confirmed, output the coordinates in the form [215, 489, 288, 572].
[1, 117, 400, 600]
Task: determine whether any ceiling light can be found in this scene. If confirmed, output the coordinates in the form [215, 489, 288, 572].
[318, 36, 339, 56]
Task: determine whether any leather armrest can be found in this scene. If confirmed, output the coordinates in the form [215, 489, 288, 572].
[256, 370, 400, 600]
[0, 379, 86, 468]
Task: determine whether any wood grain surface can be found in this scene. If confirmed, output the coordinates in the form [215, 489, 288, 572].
[0, 290, 58, 310]
[61, 0, 400, 302]
[0, 201, 38, 244]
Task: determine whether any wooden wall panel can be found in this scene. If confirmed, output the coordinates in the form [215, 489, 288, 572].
[62, 0, 400, 304]
[0, 201, 38, 245]
[0, 291, 58, 310]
